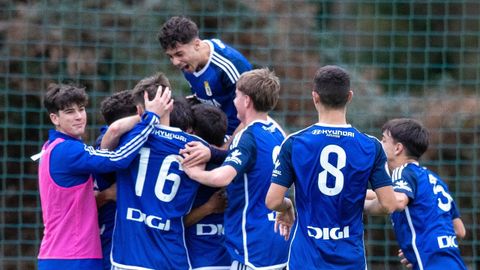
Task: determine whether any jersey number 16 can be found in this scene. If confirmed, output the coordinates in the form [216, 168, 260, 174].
[134, 147, 181, 202]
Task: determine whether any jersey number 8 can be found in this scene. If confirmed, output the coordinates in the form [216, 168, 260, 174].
[318, 145, 346, 196]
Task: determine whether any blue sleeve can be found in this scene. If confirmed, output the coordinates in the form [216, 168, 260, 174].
[271, 137, 294, 188]
[209, 145, 228, 164]
[222, 130, 255, 175]
[393, 167, 417, 200]
[369, 140, 393, 190]
[50, 112, 159, 187]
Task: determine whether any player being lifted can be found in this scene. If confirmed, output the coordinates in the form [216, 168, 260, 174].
[365, 118, 467, 270]
[183, 68, 290, 270]
[158, 16, 252, 136]
[266, 65, 397, 270]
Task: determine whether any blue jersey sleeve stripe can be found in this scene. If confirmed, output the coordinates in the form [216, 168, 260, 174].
[82, 116, 156, 161]
[211, 53, 241, 84]
[84, 123, 152, 159]
[109, 115, 157, 157]
[109, 126, 153, 161]
[212, 51, 242, 79]
[109, 122, 155, 160]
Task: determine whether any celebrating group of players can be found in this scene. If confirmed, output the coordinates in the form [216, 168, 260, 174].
[36, 16, 467, 270]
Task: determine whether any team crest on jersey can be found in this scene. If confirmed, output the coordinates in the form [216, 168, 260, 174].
[393, 180, 412, 192]
[225, 149, 242, 165]
[204, 81, 213, 96]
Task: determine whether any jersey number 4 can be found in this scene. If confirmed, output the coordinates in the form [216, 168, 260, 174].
[135, 147, 181, 202]
[318, 145, 346, 196]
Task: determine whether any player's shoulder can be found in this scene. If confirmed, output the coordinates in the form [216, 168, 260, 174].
[209, 38, 237, 54]
[208, 39, 251, 65]
[283, 124, 324, 141]
[391, 162, 418, 182]
[152, 125, 205, 144]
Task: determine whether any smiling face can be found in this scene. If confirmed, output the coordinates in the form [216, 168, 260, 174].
[165, 39, 203, 73]
[50, 103, 87, 139]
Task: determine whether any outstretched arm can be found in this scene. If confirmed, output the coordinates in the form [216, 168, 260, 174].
[183, 164, 236, 188]
[101, 115, 140, 150]
[266, 183, 295, 240]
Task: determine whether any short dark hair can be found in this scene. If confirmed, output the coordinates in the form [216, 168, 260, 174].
[382, 118, 429, 159]
[43, 83, 88, 114]
[170, 96, 194, 132]
[132, 72, 171, 108]
[158, 16, 199, 50]
[313, 65, 350, 108]
[236, 68, 280, 112]
[100, 90, 137, 125]
[191, 103, 227, 147]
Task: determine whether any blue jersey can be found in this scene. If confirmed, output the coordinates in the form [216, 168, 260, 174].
[271, 124, 392, 270]
[183, 39, 252, 135]
[94, 126, 116, 270]
[390, 163, 467, 270]
[222, 120, 289, 269]
[186, 184, 231, 269]
[110, 125, 204, 270]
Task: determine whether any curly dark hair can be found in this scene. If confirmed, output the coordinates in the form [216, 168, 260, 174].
[192, 103, 227, 147]
[100, 90, 137, 125]
[43, 83, 88, 114]
[158, 16, 199, 50]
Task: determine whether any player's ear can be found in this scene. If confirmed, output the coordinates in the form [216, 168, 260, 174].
[136, 105, 144, 116]
[311, 91, 320, 105]
[394, 142, 404, 156]
[244, 94, 252, 108]
[193, 38, 201, 50]
[347, 90, 353, 103]
[49, 112, 59, 126]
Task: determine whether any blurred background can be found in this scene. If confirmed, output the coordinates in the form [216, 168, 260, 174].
[1, 0, 479, 269]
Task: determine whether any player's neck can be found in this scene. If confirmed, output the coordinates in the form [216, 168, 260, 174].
[317, 110, 347, 125]
[243, 111, 268, 126]
[390, 156, 419, 171]
[160, 115, 169, 126]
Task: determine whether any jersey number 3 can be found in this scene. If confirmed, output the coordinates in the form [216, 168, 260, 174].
[135, 147, 181, 202]
[428, 174, 453, 211]
[318, 145, 346, 196]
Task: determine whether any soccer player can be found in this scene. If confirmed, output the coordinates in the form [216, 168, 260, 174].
[365, 118, 467, 270]
[265, 65, 397, 270]
[158, 16, 252, 136]
[108, 73, 207, 269]
[37, 82, 171, 270]
[183, 68, 290, 270]
[94, 89, 138, 270]
[184, 103, 231, 269]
